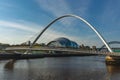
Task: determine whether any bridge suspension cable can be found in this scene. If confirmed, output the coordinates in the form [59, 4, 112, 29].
[28, 14, 113, 53]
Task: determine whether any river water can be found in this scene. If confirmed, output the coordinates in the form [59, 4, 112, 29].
[0, 56, 120, 80]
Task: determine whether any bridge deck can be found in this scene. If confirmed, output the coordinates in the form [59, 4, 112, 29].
[5, 47, 120, 57]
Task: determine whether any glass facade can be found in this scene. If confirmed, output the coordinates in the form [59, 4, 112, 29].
[47, 37, 79, 48]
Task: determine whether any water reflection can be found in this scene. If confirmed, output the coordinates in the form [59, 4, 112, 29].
[107, 65, 120, 74]
[106, 64, 120, 80]
[20, 57, 108, 80]
[4, 59, 16, 70]
[1, 56, 120, 80]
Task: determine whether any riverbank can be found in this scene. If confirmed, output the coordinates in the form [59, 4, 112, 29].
[0, 52, 99, 60]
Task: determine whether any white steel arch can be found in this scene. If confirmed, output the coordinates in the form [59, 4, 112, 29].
[30, 14, 113, 53]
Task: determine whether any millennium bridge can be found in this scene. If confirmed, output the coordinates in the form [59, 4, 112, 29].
[2, 14, 120, 64]
[5, 46, 120, 56]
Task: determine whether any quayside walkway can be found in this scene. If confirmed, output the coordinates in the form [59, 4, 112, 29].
[5, 47, 120, 57]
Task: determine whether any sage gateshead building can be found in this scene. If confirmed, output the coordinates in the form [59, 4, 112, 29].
[47, 37, 79, 48]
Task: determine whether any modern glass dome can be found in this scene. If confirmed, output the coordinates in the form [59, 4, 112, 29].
[47, 37, 79, 48]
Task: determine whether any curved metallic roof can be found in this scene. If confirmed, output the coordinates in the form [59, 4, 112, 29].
[47, 37, 79, 48]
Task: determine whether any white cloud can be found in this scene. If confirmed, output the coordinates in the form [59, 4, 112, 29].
[0, 21, 75, 44]
[0, 20, 73, 44]
[0, 20, 43, 44]
[0, 20, 42, 32]
[75, 0, 91, 17]
[37, 28, 100, 47]
[0, 20, 102, 47]
[36, 0, 75, 26]
[36, 0, 71, 17]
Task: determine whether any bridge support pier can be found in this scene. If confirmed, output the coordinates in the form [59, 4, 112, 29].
[105, 56, 120, 65]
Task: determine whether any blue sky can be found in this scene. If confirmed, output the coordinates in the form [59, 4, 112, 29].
[0, 0, 120, 47]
